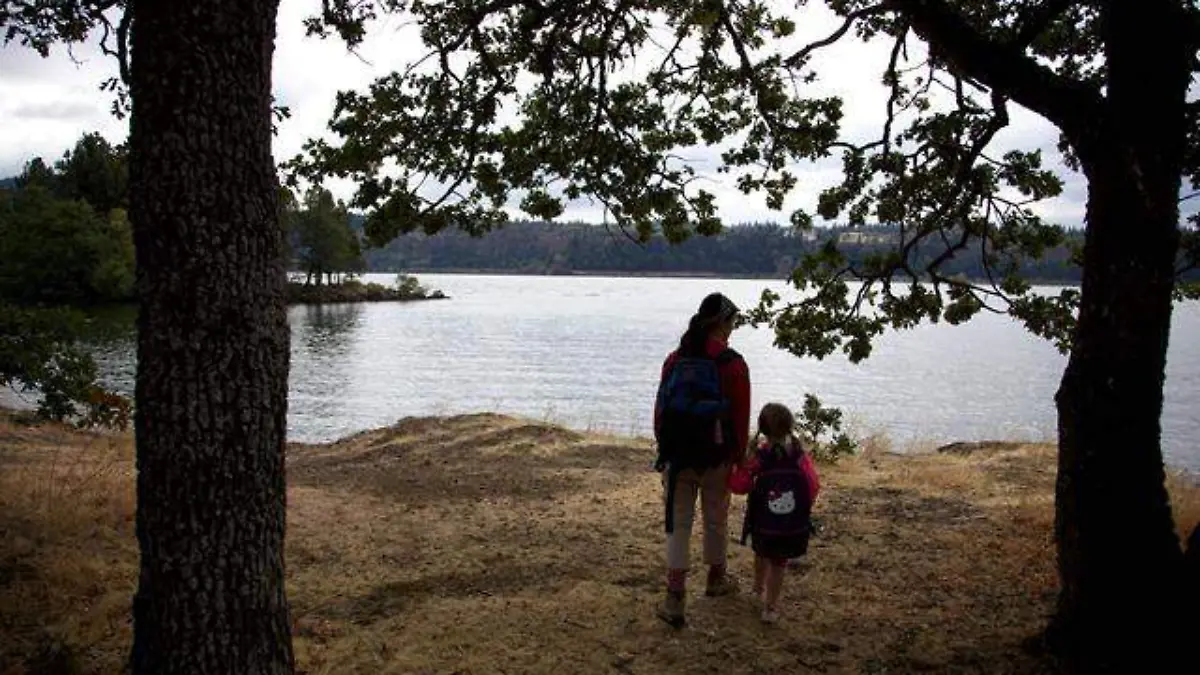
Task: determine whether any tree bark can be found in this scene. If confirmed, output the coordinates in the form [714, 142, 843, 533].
[127, 1, 293, 673]
[1051, 2, 1192, 671]
[1187, 524, 1200, 606]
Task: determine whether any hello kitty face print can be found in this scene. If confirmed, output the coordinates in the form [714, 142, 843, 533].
[767, 489, 796, 515]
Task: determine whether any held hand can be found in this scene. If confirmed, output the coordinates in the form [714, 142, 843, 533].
[727, 463, 755, 495]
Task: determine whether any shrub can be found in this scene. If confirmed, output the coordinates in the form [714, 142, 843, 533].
[796, 393, 857, 464]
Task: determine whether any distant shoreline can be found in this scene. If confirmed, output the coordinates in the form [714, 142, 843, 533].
[380, 267, 775, 280]
[367, 267, 1084, 287]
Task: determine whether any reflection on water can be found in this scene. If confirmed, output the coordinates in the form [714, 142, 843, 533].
[295, 303, 363, 354]
[290, 303, 364, 435]
[81, 305, 138, 398]
[79, 303, 369, 402]
[19, 274, 1200, 470]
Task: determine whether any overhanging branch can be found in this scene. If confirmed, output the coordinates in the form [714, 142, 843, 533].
[899, 0, 1103, 137]
[783, 3, 892, 69]
[94, 8, 130, 84]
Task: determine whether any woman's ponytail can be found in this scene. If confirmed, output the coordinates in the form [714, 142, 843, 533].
[678, 314, 708, 356]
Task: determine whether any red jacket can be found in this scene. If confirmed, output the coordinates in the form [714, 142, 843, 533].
[654, 337, 751, 465]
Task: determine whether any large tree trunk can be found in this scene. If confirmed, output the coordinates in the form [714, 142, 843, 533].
[1052, 162, 1184, 673]
[1187, 524, 1200, 604]
[127, 0, 293, 673]
[1050, 2, 1191, 671]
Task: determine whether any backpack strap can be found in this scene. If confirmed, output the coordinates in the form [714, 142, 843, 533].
[663, 462, 682, 534]
[714, 347, 741, 367]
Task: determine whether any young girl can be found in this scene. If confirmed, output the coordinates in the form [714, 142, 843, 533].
[729, 402, 820, 623]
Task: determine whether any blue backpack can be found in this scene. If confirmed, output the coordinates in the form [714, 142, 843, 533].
[654, 349, 737, 473]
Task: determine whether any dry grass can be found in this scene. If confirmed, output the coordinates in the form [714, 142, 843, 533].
[0, 414, 136, 675]
[1169, 470, 1200, 546]
[2, 411, 1198, 675]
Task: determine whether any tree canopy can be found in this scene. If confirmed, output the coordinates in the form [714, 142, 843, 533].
[0, 191, 134, 306]
[285, 186, 366, 284]
[0, 132, 134, 427]
[50, 131, 130, 216]
[2, 132, 134, 305]
[291, 0, 1200, 359]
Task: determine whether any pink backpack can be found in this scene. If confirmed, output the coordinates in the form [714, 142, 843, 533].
[728, 436, 821, 507]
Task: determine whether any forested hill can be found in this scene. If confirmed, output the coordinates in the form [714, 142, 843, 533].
[361, 219, 1088, 282]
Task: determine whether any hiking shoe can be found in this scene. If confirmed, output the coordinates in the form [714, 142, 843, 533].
[760, 607, 780, 624]
[704, 573, 739, 597]
[656, 590, 686, 628]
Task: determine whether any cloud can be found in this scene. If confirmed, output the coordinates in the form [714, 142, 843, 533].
[0, 41, 114, 83]
[9, 100, 100, 121]
[0, 28, 123, 176]
[0, 0, 1086, 227]
[271, 1, 426, 163]
[0, 78, 124, 175]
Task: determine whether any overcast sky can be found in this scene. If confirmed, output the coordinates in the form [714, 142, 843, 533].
[0, 0, 1087, 227]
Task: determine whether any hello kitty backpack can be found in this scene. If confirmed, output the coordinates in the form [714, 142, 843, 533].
[743, 443, 812, 547]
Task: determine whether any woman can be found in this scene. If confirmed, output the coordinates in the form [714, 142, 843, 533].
[652, 292, 752, 627]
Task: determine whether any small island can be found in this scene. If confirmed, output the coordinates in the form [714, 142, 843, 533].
[285, 274, 448, 305]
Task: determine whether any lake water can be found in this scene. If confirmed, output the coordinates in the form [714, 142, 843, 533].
[16, 273, 1200, 470]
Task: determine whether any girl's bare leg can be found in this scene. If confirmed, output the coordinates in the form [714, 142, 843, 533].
[753, 555, 769, 596]
[763, 560, 786, 615]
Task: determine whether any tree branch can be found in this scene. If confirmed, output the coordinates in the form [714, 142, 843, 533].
[881, 26, 908, 157]
[783, 3, 892, 69]
[900, 0, 1103, 136]
[1008, 0, 1075, 47]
